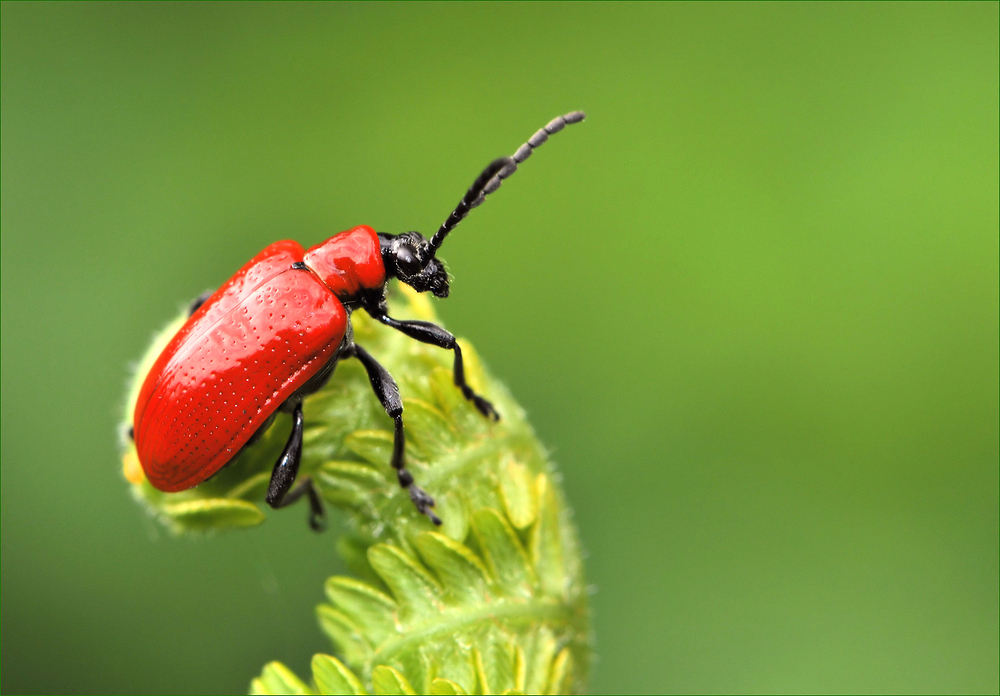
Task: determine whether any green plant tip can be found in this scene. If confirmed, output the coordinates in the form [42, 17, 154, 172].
[121, 286, 591, 693]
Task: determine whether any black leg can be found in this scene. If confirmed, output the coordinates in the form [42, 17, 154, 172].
[352, 344, 442, 525]
[273, 477, 326, 531]
[188, 289, 214, 316]
[265, 402, 326, 531]
[369, 313, 500, 421]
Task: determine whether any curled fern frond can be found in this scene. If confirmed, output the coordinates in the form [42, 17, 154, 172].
[121, 286, 591, 694]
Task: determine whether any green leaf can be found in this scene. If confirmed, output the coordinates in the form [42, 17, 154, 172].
[414, 531, 490, 605]
[512, 645, 527, 694]
[344, 431, 396, 468]
[434, 490, 471, 544]
[427, 366, 484, 436]
[225, 471, 273, 501]
[400, 398, 459, 459]
[522, 629, 559, 695]
[498, 456, 537, 530]
[529, 474, 569, 599]
[311, 654, 367, 695]
[428, 678, 467, 695]
[367, 544, 442, 620]
[161, 498, 265, 532]
[471, 508, 537, 598]
[335, 536, 391, 595]
[317, 461, 388, 509]
[323, 577, 397, 646]
[546, 648, 573, 695]
[317, 604, 371, 665]
[251, 662, 315, 695]
[371, 666, 415, 695]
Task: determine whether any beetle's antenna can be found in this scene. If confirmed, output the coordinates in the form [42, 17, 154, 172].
[428, 111, 585, 253]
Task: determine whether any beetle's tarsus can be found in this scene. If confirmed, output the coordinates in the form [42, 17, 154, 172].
[467, 390, 500, 421]
[305, 480, 327, 532]
[410, 485, 442, 526]
[266, 474, 327, 533]
[308, 512, 326, 532]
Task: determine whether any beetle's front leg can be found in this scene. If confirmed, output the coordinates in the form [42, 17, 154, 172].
[369, 313, 500, 421]
[348, 344, 442, 525]
[264, 402, 326, 531]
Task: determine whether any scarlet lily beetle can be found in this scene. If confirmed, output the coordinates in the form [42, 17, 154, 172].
[132, 111, 585, 528]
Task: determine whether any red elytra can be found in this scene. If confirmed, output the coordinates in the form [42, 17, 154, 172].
[129, 111, 585, 526]
[133, 225, 382, 492]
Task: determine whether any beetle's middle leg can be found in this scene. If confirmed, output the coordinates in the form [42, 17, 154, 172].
[349, 344, 441, 525]
[265, 402, 326, 531]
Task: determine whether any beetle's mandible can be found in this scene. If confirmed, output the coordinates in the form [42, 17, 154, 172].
[131, 112, 585, 528]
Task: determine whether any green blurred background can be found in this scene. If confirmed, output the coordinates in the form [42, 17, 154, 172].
[2, 3, 997, 694]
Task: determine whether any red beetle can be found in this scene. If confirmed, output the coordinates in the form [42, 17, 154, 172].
[132, 112, 585, 528]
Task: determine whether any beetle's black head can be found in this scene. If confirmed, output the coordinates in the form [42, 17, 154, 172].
[378, 232, 450, 298]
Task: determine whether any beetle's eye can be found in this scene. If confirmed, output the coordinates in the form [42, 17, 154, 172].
[396, 245, 421, 276]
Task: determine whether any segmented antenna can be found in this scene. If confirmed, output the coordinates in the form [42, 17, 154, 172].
[428, 111, 586, 252]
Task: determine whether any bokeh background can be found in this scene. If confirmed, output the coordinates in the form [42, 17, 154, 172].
[2, 3, 997, 694]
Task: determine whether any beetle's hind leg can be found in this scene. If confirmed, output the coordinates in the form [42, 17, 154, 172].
[264, 402, 326, 531]
[349, 344, 442, 525]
